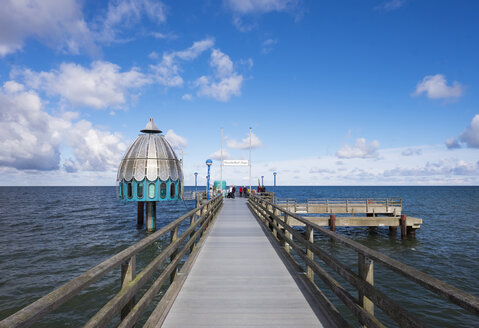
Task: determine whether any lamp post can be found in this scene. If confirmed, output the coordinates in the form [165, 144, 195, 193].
[206, 159, 213, 200]
[273, 172, 277, 200]
[194, 172, 198, 192]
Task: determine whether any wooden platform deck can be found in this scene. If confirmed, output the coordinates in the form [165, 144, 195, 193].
[158, 198, 330, 328]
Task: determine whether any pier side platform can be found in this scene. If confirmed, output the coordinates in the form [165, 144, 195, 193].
[156, 198, 332, 328]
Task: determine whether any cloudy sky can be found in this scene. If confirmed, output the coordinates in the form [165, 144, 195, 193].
[0, 0, 478, 186]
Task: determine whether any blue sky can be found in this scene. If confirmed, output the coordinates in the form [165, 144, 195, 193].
[0, 0, 478, 186]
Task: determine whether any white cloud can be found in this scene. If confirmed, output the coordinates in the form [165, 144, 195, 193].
[0, 0, 97, 57]
[165, 129, 188, 150]
[0, 81, 127, 172]
[309, 168, 335, 174]
[336, 138, 379, 159]
[182, 94, 193, 101]
[195, 75, 243, 101]
[67, 120, 127, 171]
[195, 49, 243, 101]
[225, 0, 297, 14]
[100, 0, 166, 42]
[3, 81, 25, 93]
[0, 82, 67, 170]
[232, 17, 257, 32]
[151, 38, 214, 87]
[63, 158, 79, 173]
[376, 0, 407, 11]
[262, 38, 278, 54]
[0, 0, 171, 57]
[148, 51, 159, 59]
[150, 54, 183, 87]
[460, 114, 479, 148]
[226, 0, 299, 31]
[239, 58, 254, 69]
[401, 148, 422, 156]
[446, 137, 461, 149]
[19, 61, 150, 109]
[413, 74, 464, 99]
[210, 149, 231, 161]
[151, 32, 178, 40]
[174, 39, 215, 60]
[226, 132, 262, 149]
[186, 144, 479, 186]
[445, 115, 479, 149]
[383, 160, 479, 177]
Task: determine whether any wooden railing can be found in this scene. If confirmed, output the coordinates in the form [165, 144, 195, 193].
[0, 195, 223, 328]
[257, 191, 275, 203]
[248, 195, 479, 327]
[276, 197, 402, 215]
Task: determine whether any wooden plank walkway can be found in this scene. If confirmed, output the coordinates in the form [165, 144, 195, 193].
[159, 198, 327, 328]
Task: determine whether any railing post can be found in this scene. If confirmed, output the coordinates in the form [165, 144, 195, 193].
[169, 226, 179, 282]
[270, 204, 278, 239]
[189, 214, 196, 254]
[305, 226, 314, 282]
[275, 206, 285, 244]
[284, 213, 291, 254]
[120, 255, 136, 320]
[358, 253, 374, 324]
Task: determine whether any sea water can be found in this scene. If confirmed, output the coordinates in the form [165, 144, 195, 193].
[0, 186, 478, 327]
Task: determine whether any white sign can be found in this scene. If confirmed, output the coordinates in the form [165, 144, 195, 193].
[223, 159, 249, 166]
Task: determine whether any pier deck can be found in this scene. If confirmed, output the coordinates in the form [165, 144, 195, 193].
[158, 198, 328, 328]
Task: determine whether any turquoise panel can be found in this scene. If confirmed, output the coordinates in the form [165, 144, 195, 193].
[118, 179, 180, 202]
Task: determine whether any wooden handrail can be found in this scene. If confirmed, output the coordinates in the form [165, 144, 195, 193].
[251, 199, 424, 327]
[248, 195, 479, 327]
[0, 195, 223, 328]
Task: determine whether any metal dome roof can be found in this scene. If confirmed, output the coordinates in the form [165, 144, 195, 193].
[117, 119, 183, 182]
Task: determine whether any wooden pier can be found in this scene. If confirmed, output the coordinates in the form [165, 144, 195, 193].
[157, 198, 332, 327]
[1, 195, 478, 328]
[276, 198, 403, 216]
[275, 197, 422, 235]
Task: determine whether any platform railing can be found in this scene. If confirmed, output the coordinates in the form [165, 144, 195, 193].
[276, 197, 402, 215]
[248, 195, 479, 328]
[0, 195, 223, 328]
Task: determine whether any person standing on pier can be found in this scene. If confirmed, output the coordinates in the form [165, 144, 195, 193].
[239, 186, 243, 197]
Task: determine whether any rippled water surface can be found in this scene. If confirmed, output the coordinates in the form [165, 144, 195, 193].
[0, 186, 478, 327]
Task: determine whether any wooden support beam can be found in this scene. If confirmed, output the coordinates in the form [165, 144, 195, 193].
[137, 202, 144, 226]
[120, 256, 136, 321]
[407, 226, 416, 236]
[305, 226, 314, 282]
[400, 214, 407, 239]
[284, 214, 291, 254]
[388, 226, 397, 236]
[358, 253, 374, 326]
[329, 214, 336, 232]
[146, 202, 156, 232]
